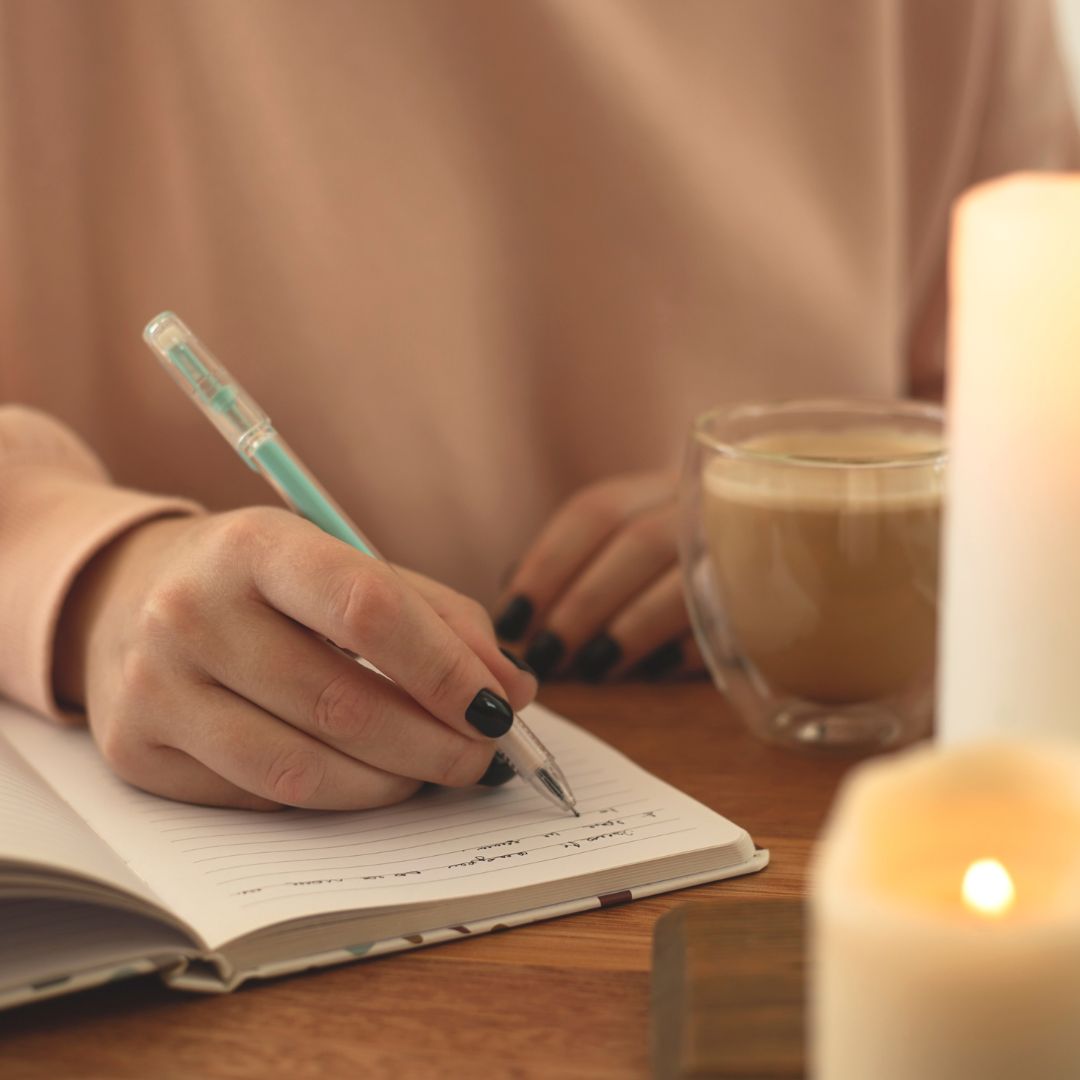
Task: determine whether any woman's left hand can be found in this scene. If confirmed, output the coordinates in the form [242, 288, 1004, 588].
[491, 471, 704, 682]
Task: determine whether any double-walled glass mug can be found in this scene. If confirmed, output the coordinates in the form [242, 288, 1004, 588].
[680, 399, 946, 751]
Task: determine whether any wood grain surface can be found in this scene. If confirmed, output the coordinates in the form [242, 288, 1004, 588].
[652, 899, 805, 1080]
[1, 680, 858, 1080]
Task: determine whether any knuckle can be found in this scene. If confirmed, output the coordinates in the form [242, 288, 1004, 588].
[202, 507, 279, 565]
[335, 569, 403, 637]
[203, 509, 259, 557]
[310, 671, 374, 741]
[136, 579, 203, 642]
[423, 646, 475, 711]
[117, 646, 165, 702]
[263, 747, 327, 807]
[434, 739, 491, 788]
[95, 721, 144, 780]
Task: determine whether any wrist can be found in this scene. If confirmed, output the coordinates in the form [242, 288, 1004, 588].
[52, 515, 197, 709]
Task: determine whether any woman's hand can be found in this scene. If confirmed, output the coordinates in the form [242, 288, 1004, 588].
[493, 471, 703, 682]
[54, 507, 537, 810]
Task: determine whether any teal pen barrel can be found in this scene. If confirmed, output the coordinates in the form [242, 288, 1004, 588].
[252, 437, 378, 557]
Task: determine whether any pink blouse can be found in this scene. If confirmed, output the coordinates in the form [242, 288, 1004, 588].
[1, 0, 1077, 720]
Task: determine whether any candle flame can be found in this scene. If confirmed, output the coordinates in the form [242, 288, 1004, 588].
[962, 858, 1015, 918]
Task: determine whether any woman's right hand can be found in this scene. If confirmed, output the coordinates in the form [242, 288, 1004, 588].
[53, 507, 537, 811]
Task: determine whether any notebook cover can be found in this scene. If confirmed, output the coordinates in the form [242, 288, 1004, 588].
[168, 849, 770, 992]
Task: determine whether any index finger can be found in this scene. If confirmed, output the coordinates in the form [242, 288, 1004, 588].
[494, 472, 676, 641]
[240, 512, 516, 743]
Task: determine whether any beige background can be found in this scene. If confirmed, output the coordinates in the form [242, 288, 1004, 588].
[1058, 0, 1080, 111]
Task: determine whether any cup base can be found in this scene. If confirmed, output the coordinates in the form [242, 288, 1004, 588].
[770, 702, 905, 751]
[705, 656, 933, 753]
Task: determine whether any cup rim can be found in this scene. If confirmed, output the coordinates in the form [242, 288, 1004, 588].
[692, 397, 946, 471]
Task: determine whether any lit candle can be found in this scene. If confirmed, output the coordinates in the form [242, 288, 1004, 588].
[810, 740, 1080, 1079]
[962, 858, 1015, 917]
[940, 174, 1080, 742]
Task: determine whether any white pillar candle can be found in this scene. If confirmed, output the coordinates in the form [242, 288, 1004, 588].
[940, 174, 1080, 743]
[810, 740, 1080, 1080]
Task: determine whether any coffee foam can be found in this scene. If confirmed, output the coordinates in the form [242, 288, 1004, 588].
[704, 427, 944, 511]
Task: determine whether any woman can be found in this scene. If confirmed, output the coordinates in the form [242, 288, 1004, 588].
[1, 0, 1076, 809]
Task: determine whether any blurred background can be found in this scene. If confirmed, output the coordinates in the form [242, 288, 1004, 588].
[1059, 0, 1080, 112]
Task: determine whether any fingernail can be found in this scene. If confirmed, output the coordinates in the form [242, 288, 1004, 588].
[634, 640, 684, 680]
[524, 631, 565, 680]
[478, 752, 517, 787]
[574, 633, 622, 683]
[499, 646, 537, 679]
[494, 595, 533, 642]
[465, 689, 514, 737]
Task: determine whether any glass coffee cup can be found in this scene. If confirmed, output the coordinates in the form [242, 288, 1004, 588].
[680, 399, 945, 751]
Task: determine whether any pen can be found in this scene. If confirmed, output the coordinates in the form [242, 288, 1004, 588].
[142, 311, 578, 817]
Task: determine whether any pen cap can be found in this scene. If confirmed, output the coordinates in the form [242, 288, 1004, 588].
[144, 310, 382, 559]
[143, 311, 269, 454]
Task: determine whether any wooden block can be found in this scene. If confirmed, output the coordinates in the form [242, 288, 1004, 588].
[650, 898, 805, 1079]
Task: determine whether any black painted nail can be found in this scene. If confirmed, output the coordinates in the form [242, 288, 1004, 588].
[634, 640, 684, 680]
[494, 595, 533, 642]
[524, 630, 565, 679]
[499, 647, 537, 678]
[478, 752, 517, 787]
[574, 633, 622, 683]
[465, 689, 514, 737]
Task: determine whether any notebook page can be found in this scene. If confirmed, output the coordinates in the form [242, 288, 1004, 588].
[0, 703, 750, 950]
[0, 711, 157, 907]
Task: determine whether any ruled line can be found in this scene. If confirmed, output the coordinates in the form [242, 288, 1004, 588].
[238, 828, 698, 907]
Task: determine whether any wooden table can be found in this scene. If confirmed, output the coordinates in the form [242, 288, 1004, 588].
[1, 681, 857, 1079]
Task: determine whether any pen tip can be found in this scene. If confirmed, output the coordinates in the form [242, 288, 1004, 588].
[572, 808, 580, 817]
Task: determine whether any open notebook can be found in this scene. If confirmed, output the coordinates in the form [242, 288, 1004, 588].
[0, 699, 766, 1009]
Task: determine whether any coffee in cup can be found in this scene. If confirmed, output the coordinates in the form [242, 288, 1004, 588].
[681, 401, 945, 750]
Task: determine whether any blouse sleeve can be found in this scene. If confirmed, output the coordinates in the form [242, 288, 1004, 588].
[0, 405, 202, 722]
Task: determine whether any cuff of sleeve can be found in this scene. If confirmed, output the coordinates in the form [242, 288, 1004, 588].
[0, 466, 202, 722]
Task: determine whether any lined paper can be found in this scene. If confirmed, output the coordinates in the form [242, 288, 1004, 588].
[0, 704, 749, 950]
[0, 719, 152, 905]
